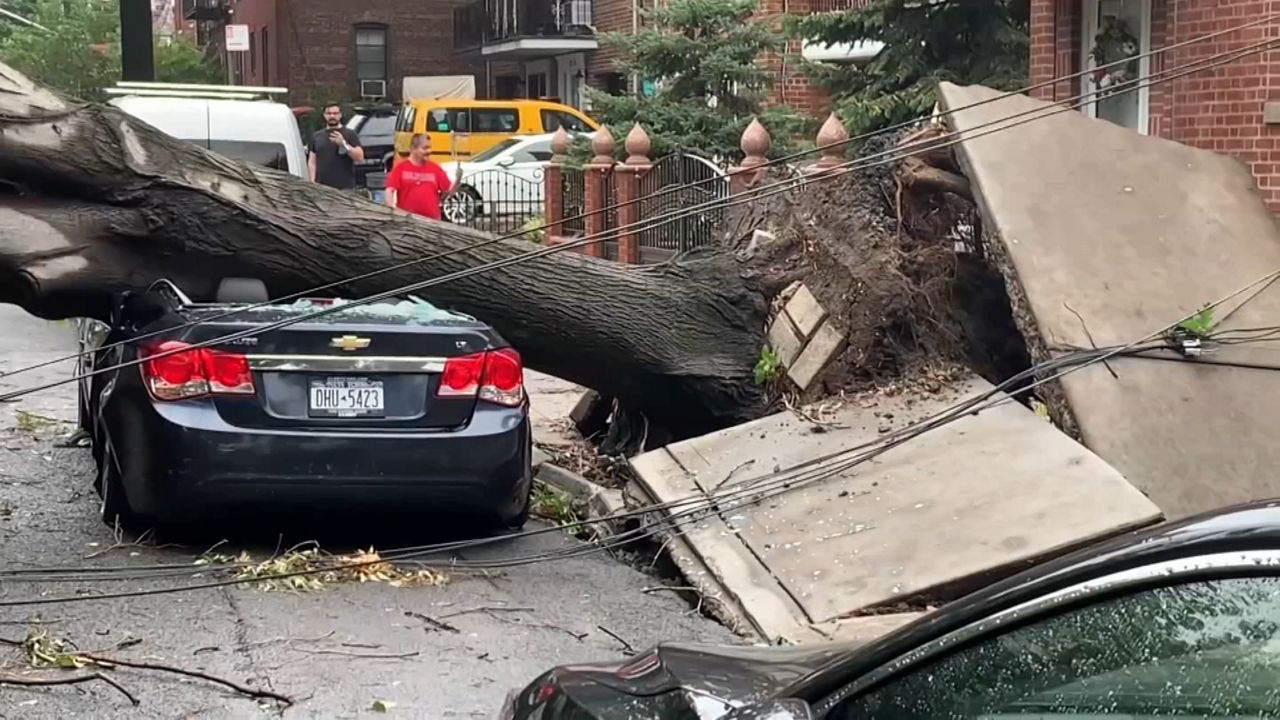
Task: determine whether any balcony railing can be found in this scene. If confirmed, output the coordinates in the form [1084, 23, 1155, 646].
[183, 0, 230, 22]
[808, 0, 871, 12]
[454, 0, 594, 50]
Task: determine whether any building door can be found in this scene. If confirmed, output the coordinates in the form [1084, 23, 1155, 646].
[1081, 0, 1150, 133]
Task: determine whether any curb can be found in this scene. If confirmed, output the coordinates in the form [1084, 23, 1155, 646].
[535, 461, 627, 532]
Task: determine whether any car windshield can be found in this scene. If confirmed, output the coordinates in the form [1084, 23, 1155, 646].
[470, 138, 522, 163]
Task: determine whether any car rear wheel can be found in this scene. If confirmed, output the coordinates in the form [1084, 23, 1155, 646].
[97, 436, 147, 532]
[443, 186, 482, 224]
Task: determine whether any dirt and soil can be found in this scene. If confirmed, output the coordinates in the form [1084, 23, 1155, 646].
[725, 128, 1030, 409]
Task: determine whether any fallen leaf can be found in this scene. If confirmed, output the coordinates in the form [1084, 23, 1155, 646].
[372, 699, 396, 712]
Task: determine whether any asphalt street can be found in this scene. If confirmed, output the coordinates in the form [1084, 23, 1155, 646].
[0, 305, 736, 718]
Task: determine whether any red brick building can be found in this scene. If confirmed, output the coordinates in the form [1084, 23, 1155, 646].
[189, 0, 859, 116]
[1030, 0, 1280, 210]
[202, 0, 478, 105]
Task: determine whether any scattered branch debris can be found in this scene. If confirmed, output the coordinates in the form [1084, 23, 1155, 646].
[77, 652, 294, 706]
[289, 647, 420, 660]
[4, 630, 293, 706]
[232, 547, 448, 592]
[404, 611, 461, 634]
[0, 671, 139, 706]
[596, 626, 638, 656]
[538, 437, 636, 488]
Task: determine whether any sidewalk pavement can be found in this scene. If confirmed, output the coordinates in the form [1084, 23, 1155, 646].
[527, 370, 583, 448]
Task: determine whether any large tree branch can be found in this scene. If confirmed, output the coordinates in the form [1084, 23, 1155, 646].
[0, 63, 768, 434]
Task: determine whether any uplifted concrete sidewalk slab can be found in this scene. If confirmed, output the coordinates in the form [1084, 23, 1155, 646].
[630, 376, 1160, 644]
[938, 82, 1280, 518]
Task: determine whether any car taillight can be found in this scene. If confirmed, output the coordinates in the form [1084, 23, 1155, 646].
[437, 349, 525, 407]
[140, 341, 255, 401]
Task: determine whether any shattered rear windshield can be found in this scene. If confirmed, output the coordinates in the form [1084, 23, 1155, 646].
[192, 296, 476, 326]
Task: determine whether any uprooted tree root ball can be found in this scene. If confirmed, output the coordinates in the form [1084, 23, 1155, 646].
[727, 127, 1021, 407]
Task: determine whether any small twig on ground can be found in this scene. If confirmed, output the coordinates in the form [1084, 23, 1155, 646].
[404, 611, 460, 634]
[0, 671, 140, 705]
[84, 527, 179, 559]
[78, 653, 293, 706]
[438, 606, 534, 620]
[595, 626, 637, 656]
[237, 630, 335, 651]
[288, 647, 419, 660]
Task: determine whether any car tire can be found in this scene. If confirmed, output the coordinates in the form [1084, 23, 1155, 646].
[443, 186, 482, 224]
[98, 436, 144, 531]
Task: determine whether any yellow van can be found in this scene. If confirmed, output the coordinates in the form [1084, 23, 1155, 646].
[393, 99, 599, 165]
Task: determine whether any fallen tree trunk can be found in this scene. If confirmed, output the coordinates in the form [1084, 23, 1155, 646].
[0, 64, 766, 435]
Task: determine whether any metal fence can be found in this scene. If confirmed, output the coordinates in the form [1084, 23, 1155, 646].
[560, 168, 586, 235]
[443, 168, 546, 236]
[637, 150, 729, 252]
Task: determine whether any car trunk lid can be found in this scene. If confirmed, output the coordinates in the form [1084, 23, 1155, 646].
[178, 298, 502, 431]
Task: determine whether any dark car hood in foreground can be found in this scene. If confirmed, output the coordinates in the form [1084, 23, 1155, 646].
[509, 639, 860, 720]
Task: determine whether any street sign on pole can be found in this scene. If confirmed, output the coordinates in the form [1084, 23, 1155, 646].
[225, 24, 250, 52]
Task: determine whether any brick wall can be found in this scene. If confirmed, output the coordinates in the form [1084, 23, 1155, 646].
[1029, 0, 1280, 211]
[586, 0, 636, 84]
[230, 0, 481, 106]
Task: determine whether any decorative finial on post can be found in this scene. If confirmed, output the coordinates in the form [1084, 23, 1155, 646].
[591, 125, 616, 165]
[814, 113, 848, 170]
[740, 117, 771, 169]
[624, 124, 652, 166]
[550, 126, 571, 162]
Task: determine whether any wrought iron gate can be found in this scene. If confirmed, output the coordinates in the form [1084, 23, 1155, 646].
[638, 150, 728, 253]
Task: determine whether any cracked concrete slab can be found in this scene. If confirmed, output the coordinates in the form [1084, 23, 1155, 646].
[939, 82, 1280, 518]
[630, 375, 1160, 644]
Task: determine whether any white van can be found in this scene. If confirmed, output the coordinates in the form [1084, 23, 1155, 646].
[106, 83, 307, 179]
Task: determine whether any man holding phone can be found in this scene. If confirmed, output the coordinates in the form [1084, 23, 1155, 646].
[308, 103, 365, 190]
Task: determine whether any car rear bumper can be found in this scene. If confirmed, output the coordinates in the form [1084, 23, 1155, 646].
[108, 397, 532, 522]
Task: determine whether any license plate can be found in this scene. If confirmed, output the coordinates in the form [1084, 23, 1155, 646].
[308, 377, 384, 418]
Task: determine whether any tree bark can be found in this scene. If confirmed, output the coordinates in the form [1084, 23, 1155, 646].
[0, 64, 767, 435]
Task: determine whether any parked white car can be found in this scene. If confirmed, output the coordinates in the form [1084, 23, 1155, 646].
[438, 132, 586, 224]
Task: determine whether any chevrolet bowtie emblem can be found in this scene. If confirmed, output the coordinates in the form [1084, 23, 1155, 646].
[329, 335, 371, 352]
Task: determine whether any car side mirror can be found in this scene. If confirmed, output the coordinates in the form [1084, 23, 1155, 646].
[497, 156, 515, 168]
[723, 699, 814, 720]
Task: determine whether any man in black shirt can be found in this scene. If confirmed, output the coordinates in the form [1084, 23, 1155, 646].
[308, 103, 365, 190]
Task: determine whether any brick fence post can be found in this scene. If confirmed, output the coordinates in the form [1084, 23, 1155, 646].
[730, 118, 771, 195]
[543, 127, 569, 244]
[614, 124, 651, 265]
[809, 112, 848, 174]
[582, 125, 615, 258]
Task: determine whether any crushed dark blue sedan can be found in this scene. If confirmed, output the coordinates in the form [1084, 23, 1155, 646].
[503, 500, 1280, 719]
[76, 278, 533, 530]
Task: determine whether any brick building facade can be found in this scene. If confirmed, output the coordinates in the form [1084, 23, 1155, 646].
[194, 0, 861, 117]
[220, 0, 478, 106]
[1030, 0, 1280, 210]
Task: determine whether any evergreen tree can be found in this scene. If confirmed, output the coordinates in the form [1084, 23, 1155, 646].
[789, 0, 1029, 137]
[582, 0, 809, 162]
[0, 0, 222, 102]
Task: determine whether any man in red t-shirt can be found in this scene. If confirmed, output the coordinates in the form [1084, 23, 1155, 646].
[384, 134, 458, 220]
